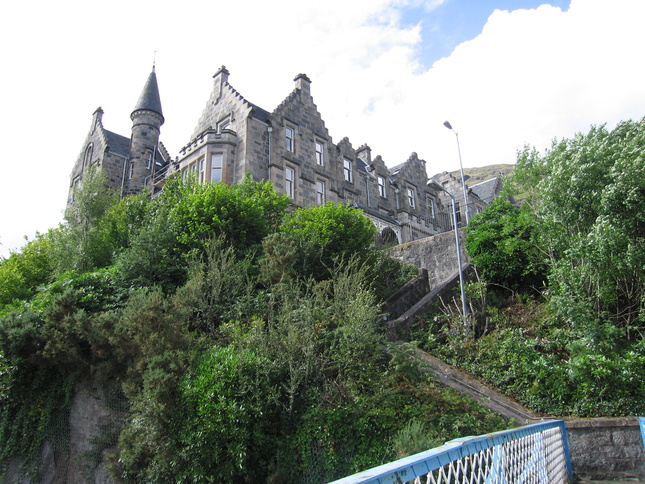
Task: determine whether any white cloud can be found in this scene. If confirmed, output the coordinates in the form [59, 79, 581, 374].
[339, 0, 645, 175]
[1, 0, 644, 257]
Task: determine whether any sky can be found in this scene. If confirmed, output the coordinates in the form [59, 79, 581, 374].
[1, 0, 644, 258]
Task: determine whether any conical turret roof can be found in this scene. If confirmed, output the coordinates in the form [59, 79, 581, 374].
[132, 67, 163, 120]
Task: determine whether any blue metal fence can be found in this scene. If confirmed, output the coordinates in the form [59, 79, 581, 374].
[329, 420, 573, 484]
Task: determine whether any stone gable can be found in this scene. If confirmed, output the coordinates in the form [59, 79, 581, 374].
[69, 66, 503, 244]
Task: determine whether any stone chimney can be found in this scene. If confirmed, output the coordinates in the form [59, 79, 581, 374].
[213, 66, 230, 102]
[356, 144, 372, 164]
[294, 73, 311, 95]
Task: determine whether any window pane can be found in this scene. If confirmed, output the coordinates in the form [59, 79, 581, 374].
[407, 188, 415, 208]
[316, 180, 325, 204]
[286, 167, 295, 199]
[211, 154, 223, 182]
[343, 159, 352, 183]
[286, 127, 294, 152]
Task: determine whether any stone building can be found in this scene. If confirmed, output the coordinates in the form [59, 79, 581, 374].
[69, 65, 501, 244]
[68, 67, 171, 203]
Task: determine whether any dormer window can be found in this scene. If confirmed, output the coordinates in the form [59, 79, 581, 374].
[343, 158, 353, 183]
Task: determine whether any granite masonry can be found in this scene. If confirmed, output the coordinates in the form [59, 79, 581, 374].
[68, 65, 502, 245]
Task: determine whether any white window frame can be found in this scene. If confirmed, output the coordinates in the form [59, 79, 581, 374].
[285, 166, 295, 199]
[199, 158, 206, 183]
[343, 158, 353, 183]
[211, 154, 223, 183]
[316, 180, 326, 204]
[378, 176, 386, 198]
[407, 187, 416, 209]
[427, 197, 435, 218]
[285, 126, 295, 152]
[128, 161, 135, 180]
[315, 140, 324, 166]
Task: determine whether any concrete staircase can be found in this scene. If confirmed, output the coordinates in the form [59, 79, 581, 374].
[406, 344, 540, 424]
[384, 266, 541, 424]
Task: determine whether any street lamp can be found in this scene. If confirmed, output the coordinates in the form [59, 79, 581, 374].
[427, 179, 469, 324]
[443, 121, 470, 225]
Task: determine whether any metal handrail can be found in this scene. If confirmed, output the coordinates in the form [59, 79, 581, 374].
[329, 420, 573, 484]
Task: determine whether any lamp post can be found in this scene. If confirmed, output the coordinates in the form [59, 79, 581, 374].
[427, 179, 469, 324]
[443, 121, 470, 225]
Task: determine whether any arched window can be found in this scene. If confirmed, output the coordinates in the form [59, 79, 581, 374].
[379, 227, 399, 247]
[83, 143, 93, 167]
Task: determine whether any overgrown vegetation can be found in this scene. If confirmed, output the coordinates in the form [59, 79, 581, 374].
[421, 117, 645, 418]
[0, 172, 508, 482]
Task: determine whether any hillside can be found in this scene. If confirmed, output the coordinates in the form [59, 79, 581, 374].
[0, 174, 512, 484]
[430, 163, 515, 186]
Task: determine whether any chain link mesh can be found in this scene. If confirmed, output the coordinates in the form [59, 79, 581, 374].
[330, 421, 571, 484]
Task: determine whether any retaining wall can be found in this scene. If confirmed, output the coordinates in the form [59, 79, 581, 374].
[566, 417, 645, 481]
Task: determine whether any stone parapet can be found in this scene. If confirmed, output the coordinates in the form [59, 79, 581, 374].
[566, 417, 645, 480]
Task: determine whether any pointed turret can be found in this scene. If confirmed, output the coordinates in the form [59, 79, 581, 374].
[132, 66, 164, 122]
[126, 66, 165, 196]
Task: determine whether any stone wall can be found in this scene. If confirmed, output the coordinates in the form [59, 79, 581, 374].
[383, 269, 429, 321]
[1, 380, 123, 484]
[566, 417, 645, 481]
[388, 229, 467, 290]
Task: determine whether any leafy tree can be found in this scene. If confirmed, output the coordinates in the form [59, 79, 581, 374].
[178, 237, 259, 336]
[0, 165, 514, 482]
[167, 175, 289, 255]
[98, 192, 153, 254]
[116, 175, 289, 292]
[465, 197, 546, 291]
[424, 117, 645, 418]
[51, 167, 120, 274]
[0, 232, 54, 310]
[514, 118, 645, 334]
[173, 346, 281, 483]
[274, 202, 377, 281]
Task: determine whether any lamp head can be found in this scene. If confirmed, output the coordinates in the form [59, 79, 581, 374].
[426, 179, 443, 191]
[443, 121, 453, 130]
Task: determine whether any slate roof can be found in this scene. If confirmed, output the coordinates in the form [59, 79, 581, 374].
[355, 158, 369, 175]
[388, 162, 405, 175]
[133, 68, 164, 119]
[249, 103, 271, 123]
[469, 177, 500, 205]
[104, 130, 131, 157]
